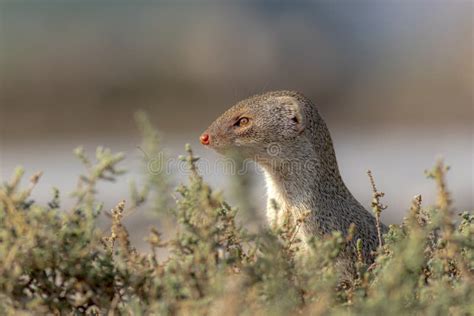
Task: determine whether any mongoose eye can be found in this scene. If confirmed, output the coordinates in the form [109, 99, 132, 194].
[235, 117, 250, 127]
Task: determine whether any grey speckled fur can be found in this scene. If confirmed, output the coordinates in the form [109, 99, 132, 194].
[201, 90, 388, 270]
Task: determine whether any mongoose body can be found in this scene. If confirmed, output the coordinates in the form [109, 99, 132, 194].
[200, 90, 387, 267]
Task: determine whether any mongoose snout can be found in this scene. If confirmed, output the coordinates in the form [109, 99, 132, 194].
[200, 133, 210, 146]
[200, 90, 387, 269]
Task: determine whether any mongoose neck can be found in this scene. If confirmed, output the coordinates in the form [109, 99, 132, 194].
[259, 140, 350, 209]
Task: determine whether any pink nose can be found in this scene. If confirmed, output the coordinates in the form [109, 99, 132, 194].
[200, 133, 210, 145]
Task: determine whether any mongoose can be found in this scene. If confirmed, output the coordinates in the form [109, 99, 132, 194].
[200, 90, 388, 268]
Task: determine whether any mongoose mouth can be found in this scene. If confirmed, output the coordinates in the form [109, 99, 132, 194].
[199, 132, 232, 154]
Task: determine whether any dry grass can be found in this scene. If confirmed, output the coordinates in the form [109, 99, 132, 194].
[0, 115, 472, 315]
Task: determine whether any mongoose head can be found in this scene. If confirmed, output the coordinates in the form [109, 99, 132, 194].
[200, 90, 318, 163]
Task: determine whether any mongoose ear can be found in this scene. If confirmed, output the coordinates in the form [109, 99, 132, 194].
[276, 96, 305, 135]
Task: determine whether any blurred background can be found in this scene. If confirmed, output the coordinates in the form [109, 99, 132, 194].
[1, 1, 472, 248]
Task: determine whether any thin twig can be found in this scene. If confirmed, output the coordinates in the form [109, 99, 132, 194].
[367, 170, 387, 249]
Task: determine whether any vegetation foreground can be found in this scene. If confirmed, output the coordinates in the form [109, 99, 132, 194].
[0, 114, 472, 315]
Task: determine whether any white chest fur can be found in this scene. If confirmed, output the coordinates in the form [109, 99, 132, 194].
[264, 171, 291, 229]
[263, 170, 314, 246]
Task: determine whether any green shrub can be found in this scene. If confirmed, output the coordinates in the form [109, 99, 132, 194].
[0, 116, 472, 315]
